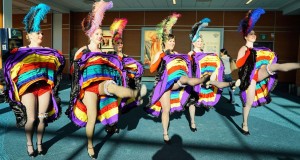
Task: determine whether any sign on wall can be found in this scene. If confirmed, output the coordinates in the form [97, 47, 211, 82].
[195, 28, 224, 54]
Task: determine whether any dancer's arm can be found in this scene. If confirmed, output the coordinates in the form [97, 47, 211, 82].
[73, 46, 86, 61]
[236, 46, 249, 68]
[150, 52, 165, 73]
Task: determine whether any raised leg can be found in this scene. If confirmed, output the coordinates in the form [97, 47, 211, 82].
[98, 80, 147, 99]
[258, 63, 300, 81]
[172, 74, 210, 90]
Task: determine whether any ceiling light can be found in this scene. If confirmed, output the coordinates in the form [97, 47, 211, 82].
[246, 0, 253, 5]
[173, 0, 176, 5]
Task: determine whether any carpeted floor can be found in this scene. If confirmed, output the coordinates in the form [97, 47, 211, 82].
[0, 78, 300, 160]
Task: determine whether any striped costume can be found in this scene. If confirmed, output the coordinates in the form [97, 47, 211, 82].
[190, 52, 224, 108]
[67, 50, 125, 127]
[118, 55, 144, 113]
[239, 47, 278, 107]
[145, 53, 193, 117]
[4, 47, 65, 127]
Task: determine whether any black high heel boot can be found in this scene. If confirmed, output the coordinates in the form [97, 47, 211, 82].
[190, 123, 197, 132]
[27, 144, 34, 157]
[87, 146, 96, 159]
[163, 134, 171, 144]
[241, 123, 250, 135]
[229, 79, 241, 92]
[36, 143, 44, 155]
[105, 124, 119, 134]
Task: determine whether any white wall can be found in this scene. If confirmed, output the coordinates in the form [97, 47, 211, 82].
[53, 13, 62, 51]
[3, 0, 12, 28]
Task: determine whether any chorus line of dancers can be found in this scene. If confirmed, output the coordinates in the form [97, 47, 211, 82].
[3, 0, 300, 159]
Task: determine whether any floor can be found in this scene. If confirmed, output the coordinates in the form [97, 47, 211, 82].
[0, 77, 300, 160]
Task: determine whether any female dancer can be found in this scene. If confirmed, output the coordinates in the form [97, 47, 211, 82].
[66, 1, 146, 158]
[237, 8, 300, 135]
[4, 3, 65, 157]
[187, 18, 240, 132]
[144, 13, 212, 143]
[105, 18, 144, 133]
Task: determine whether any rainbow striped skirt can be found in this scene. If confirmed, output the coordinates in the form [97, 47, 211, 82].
[145, 53, 193, 117]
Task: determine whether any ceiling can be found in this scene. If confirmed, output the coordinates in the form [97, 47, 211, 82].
[12, 0, 300, 15]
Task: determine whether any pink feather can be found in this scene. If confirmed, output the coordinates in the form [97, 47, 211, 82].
[85, 0, 113, 37]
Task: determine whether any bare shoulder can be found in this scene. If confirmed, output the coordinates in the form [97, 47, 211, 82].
[238, 46, 247, 52]
[237, 46, 247, 59]
[155, 51, 163, 57]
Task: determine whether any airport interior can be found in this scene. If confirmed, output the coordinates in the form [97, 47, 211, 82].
[0, 0, 300, 159]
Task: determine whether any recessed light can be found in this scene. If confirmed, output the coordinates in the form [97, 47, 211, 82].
[246, 0, 253, 5]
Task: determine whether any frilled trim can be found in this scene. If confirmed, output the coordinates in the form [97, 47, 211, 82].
[118, 57, 144, 113]
[65, 60, 80, 121]
[145, 59, 166, 112]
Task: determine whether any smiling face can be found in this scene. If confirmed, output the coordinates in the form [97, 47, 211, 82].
[90, 28, 103, 45]
[192, 36, 204, 50]
[113, 38, 123, 52]
[245, 30, 256, 42]
[164, 38, 175, 51]
[163, 34, 176, 51]
[28, 31, 43, 45]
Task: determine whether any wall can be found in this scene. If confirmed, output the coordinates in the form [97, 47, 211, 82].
[12, 10, 300, 83]
[70, 10, 300, 83]
[62, 13, 70, 73]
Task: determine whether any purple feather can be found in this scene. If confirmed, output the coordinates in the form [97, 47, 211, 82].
[238, 8, 265, 36]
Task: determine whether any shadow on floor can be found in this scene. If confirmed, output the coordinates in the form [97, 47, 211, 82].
[152, 134, 195, 160]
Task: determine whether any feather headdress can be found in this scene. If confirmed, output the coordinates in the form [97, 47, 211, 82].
[238, 8, 265, 37]
[156, 13, 181, 43]
[189, 18, 211, 42]
[23, 3, 50, 33]
[82, 0, 113, 37]
[110, 18, 128, 43]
